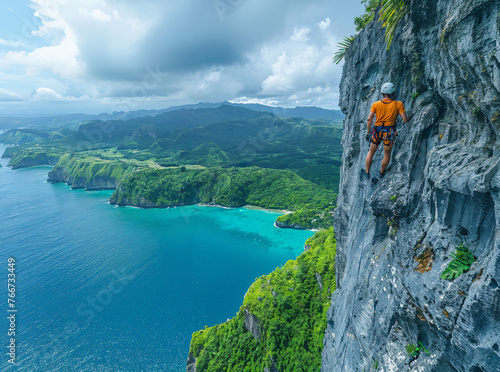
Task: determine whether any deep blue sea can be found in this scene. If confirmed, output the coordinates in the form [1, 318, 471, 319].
[0, 144, 313, 371]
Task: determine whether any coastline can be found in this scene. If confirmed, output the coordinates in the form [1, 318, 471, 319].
[243, 205, 292, 215]
[197, 203, 235, 210]
[274, 221, 319, 232]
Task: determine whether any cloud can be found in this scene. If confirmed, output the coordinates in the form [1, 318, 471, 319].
[0, 39, 26, 48]
[229, 97, 279, 106]
[290, 27, 311, 42]
[259, 25, 341, 99]
[6, 3, 82, 79]
[0, 89, 24, 102]
[0, 0, 364, 114]
[319, 17, 331, 30]
[32, 87, 76, 101]
[79, 8, 112, 23]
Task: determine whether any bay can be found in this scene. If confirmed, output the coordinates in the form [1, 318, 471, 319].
[0, 144, 313, 371]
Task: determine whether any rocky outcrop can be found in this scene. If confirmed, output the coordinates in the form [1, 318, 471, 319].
[48, 166, 120, 190]
[263, 357, 279, 372]
[186, 228, 336, 371]
[322, 1, 499, 371]
[1, 146, 17, 158]
[47, 155, 135, 191]
[9, 152, 60, 169]
[243, 308, 261, 341]
[186, 352, 197, 372]
[274, 220, 307, 229]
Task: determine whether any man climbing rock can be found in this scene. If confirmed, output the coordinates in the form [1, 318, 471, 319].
[363, 82, 410, 183]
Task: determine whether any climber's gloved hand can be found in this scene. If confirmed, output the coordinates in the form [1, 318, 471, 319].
[365, 133, 371, 142]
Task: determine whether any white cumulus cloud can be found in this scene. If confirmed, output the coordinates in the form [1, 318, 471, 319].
[0, 0, 364, 114]
[33, 87, 74, 101]
[79, 8, 113, 23]
[319, 17, 331, 30]
[290, 27, 311, 42]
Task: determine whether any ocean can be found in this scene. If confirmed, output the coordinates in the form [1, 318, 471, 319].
[0, 145, 313, 371]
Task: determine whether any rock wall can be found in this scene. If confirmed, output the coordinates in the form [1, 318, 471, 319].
[47, 156, 135, 191]
[3, 148, 60, 169]
[323, 1, 499, 371]
[9, 153, 60, 169]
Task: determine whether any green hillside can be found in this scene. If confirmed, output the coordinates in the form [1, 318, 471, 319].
[188, 228, 336, 372]
[2, 105, 342, 190]
[110, 167, 336, 211]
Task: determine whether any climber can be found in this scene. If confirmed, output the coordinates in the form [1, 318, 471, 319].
[363, 82, 410, 183]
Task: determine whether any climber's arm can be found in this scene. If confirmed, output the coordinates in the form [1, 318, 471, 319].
[400, 112, 410, 123]
[367, 111, 375, 133]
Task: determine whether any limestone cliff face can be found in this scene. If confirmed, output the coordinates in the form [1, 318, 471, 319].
[322, 1, 499, 371]
[47, 157, 135, 191]
[275, 220, 307, 230]
[8, 152, 60, 169]
[48, 165, 119, 190]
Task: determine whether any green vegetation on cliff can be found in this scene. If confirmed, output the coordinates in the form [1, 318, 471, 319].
[110, 167, 336, 210]
[1, 105, 343, 228]
[2, 105, 342, 190]
[189, 228, 336, 371]
[276, 207, 334, 230]
[5, 146, 61, 169]
[48, 153, 138, 189]
[354, 0, 380, 31]
[0, 129, 49, 145]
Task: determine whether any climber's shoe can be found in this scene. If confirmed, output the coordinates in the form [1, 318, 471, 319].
[361, 169, 370, 179]
[372, 170, 386, 185]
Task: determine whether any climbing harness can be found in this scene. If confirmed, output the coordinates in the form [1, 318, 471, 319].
[369, 111, 398, 147]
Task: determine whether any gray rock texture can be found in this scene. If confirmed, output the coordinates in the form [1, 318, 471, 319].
[322, 1, 500, 371]
[9, 153, 60, 169]
[48, 166, 120, 191]
[186, 352, 197, 372]
[243, 308, 261, 341]
[275, 220, 307, 230]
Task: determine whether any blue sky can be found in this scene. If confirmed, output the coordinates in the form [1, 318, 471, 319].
[0, 0, 364, 115]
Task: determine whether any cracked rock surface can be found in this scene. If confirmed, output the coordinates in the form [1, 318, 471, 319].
[322, 1, 500, 371]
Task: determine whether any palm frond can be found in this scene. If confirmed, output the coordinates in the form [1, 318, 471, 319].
[378, 0, 407, 50]
[333, 36, 356, 64]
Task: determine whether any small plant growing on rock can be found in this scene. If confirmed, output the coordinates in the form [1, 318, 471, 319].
[406, 341, 430, 358]
[387, 216, 399, 238]
[471, 107, 481, 116]
[441, 243, 476, 280]
[390, 195, 397, 201]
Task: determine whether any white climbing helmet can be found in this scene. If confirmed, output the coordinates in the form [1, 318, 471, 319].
[381, 82, 396, 94]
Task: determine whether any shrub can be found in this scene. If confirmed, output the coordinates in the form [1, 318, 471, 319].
[354, 0, 380, 31]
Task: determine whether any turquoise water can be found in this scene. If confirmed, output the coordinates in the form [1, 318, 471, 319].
[0, 145, 313, 371]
